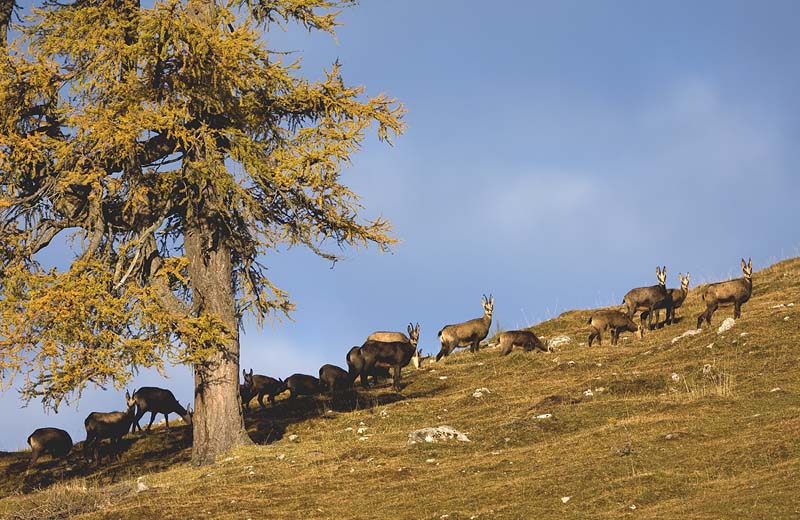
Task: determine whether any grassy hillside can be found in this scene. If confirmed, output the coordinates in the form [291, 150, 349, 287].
[1, 258, 799, 520]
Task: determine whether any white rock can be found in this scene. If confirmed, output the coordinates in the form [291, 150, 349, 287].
[547, 336, 572, 350]
[788, 303, 795, 307]
[379, 409, 389, 418]
[671, 373, 680, 382]
[771, 304, 786, 309]
[426, 458, 436, 463]
[567, 360, 576, 368]
[288, 434, 299, 442]
[717, 318, 736, 334]
[702, 364, 712, 375]
[358, 436, 370, 441]
[357, 427, 368, 434]
[408, 426, 470, 444]
[136, 477, 149, 493]
[770, 387, 782, 392]
[277, 454, 285, 461]
[439, 376, 448, 380]
[473, 387, 491, 398]
[535, 414, 552, 419]
[784, 316, 790, 321]
[672, 329, 702, 344]
[739, 332, 749, 337]
[561, 496, 571, 503]
[583, 389, 594, 397]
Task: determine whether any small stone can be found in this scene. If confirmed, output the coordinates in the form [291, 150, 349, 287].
[535, 414, 552, 419]
[426, 458, 436, 463]
[770, 387, 782, 392]
[491, 451, 501, 455]
[358, 436, 370, 441]
[739, 332, 749, 337]
[583, 389, 594, 397]
[671, 373, 680, 382]
[567, 360, 576, 368]
[702, 364, 713, 375]
[439, 376, 448, 380]
[248, 470, 255, 475]
[788, 303, 795, 307]
[630, 504, 637, 510]
[672, 329, 702, 344]
[784, 316, 790, 321]
[136, 477, 149, 493]
[357, 427, 368, 434]
[288, 434, 299, 442]
[277, 454, 285, 461]
[717, 317, 736, 334]
[561, 496, 571, 503]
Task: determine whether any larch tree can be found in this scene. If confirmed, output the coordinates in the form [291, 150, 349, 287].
[0, 0, 404, 465]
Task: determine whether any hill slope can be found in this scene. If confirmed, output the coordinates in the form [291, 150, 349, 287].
[2, 258, 799, 519]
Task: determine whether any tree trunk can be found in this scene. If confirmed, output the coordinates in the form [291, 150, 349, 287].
[185, 220, 252, 466]
[0, 0, 15, 47]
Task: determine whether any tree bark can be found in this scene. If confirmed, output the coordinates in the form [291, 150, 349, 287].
[0, 0, 15, 47]
[185, 216, 252, 466]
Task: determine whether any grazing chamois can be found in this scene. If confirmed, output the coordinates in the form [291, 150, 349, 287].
[84, 390, 137, 462]
[436, 294, 494, 361]
[318, 364, 354, 395]
[27, 427, 73, 467]
[347, 346, 391, 385]
[644, 272, 690, 325]
[623, 266, 671, 331]
[697, 258, 753, 328]
[285, 373, 321, 399]
[359, 331, 419, 392]
[497, 330, 547, 356]
[242, 369, 289, 410]
[130, 387, 192, 433]
[587, 310, 642, 347]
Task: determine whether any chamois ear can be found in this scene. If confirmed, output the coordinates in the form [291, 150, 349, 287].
[408, 323, 414, 335]
[242, 369, 246, 377]
[741, 258, 746, 268]
[686, 272, 690, 281]
[415, 322, 420, 334]
[656, 266, 661, 276]
[748, 258, 752, 268]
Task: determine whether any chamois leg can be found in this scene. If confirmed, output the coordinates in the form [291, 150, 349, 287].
[258, 393, 267, 410]
[132, 408, 146, 433]
[587, 329, 599, 347]
[499, 340, 512, 356]
[29, 448, 41, 467]
[393, 365, 402, 392]
[734, 301, 742, 319]
[146, 411, 157, 431]
[164, 414, 170, 430]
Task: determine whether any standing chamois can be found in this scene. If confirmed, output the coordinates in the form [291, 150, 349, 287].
[497, 330, 547, 356]
[285, 373, 321, 399]
[697, 258, 753, 328]
[436, 294, 494, 361]
[587, 310, 642, 347]
[27, 427, 73, 467]
[84, 390, 137, 462]
[130, 387, 192, 433]
[623, 266, 672, 331]
[359, 330, 420, 391]
[644, 272, 690, 325]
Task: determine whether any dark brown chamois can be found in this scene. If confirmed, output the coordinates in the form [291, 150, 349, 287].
[359, 331, 419, 392]
[436, 294, 494, 361]
[497, 329, 547, 356]
[587, 310, 642, 347]
[242, 369, 288, 410]
[697, 258, 753, 328]
[318, 364, 354, 395]
[27, 427, 73, 467]
[285, 373, 321, 399]
[84, 390, 137, 462]
[623, 266, 672, 331]
[346, 346, 391, 385]
[131, 387, 192, 433]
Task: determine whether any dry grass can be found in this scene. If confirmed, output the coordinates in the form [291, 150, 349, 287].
[1, 257, 799, 519]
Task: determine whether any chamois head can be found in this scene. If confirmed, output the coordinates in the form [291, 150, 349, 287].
[407, 322, 421, 346]
[243, 368, 254, 388]
[679, 272, 690, 291]
[482, 294, 494, 318]
[656, 266, 667, 287]
[125, 389, 136, 410]
[741, 258, 753, 279]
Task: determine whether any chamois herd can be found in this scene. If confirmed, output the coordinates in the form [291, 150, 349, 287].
[23, 259, 754, 468]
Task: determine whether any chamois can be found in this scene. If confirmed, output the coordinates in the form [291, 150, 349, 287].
[26, 427, 73, 467]
[359, 331, 419, 391]
[84, 390, 137, 462]
[697, 258, 753, 328]
[644, 272, 690, 325]
[240, 383, 255, 412]
[623, 266, 672, 331]
[366, 322, 420, 344]
[285, 373, 321, 399]
[497, 330, 547, 356]
[587, 310, 642, 346]
[130, 387, 192, 433]
[436, 294, 494, 361]
[242, 369, 289, 410]
[347, 346, 391, 385]
[318, 364, 354, 395]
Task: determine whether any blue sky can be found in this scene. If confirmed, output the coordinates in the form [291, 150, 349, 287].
[1, 0, 799, 450]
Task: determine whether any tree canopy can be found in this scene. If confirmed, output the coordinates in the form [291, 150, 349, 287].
[0, 0, 404, 462]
